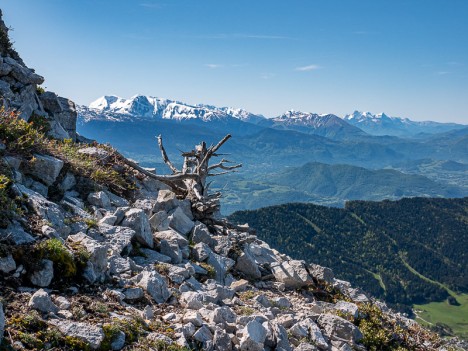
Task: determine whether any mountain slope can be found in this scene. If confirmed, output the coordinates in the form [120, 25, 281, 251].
[218, 162, 466, 214]
[264, 110, 368, 139]
[229, 197, 468, 314]
[270, 162, 464, 200]
[345, 111, 465, 137]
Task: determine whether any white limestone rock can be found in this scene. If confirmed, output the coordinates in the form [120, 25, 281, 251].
[121, 208, 153, 248]
[30, 259, 54, 287]
[28, 289, 59, 313]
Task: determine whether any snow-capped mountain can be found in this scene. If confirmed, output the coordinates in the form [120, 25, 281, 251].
[80, 94, 265, 123]
[263, 110, 367, 139]
[344, 110, 465, 137]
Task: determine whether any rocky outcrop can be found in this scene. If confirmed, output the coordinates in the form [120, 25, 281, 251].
[0, 8, 461, 351]
[0, 10, 77, 140]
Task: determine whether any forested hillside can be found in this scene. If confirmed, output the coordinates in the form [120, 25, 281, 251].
[229, 197, 468, 313]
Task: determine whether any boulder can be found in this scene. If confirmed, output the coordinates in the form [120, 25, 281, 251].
[239, 320, 267, 351]
[30, 259, 54, 287]
[153, 190, 179, 212]
[154, 229, 189, 248]
[16, 185, 65, 232]
[295, 343, 319, 351]
[60, 172, 76, 192]
[123, 287, 144, 301]
[28, 289, 59, 313]
[273, 323, 292, 351]
[0, 254, 16, 274]
[191, 222, 216, 247]
[213, 328, 232, 351]
[333, 301, 359, 319]
[87, 191, 111, 210]
[317, 314, 363, 344]
[180, 291, 206, 310]
[149, 211, 169, 231]
[0, 221, 35, 244]
[105, 192, 129, 208]
[192, 242, 211, 262]
[210, 306, 236, 325]
[193, 325, 213, 344]
[54, 296, 71, 310]
[235, 251, 261, 279]
[160, 239, 182, 264]
[137, 270, 171, 304]
[168, 207, 194, 236]
[245, 242, 279, 265]
[49, 320, 104, 350]
[27, 154, 63, 186]
[98, 225, 134, 255]
[183, 311, 203, 327]
[68, 233, 107, 283]
[132, 248, 172, 265]
[309, 263, 334, 284]
[108, 256, 131, 275]
[110, 331, 126, 350]
[121, 208, 153, 248]
[271, 260, 314, 289]
[207, 251, 235, 285]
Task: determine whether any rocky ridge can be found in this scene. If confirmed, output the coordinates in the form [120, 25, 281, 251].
[0, 9, 465, 351]
[0, 9, 77, 141]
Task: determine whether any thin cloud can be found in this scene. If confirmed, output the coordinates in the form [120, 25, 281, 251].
[295, 64, 321, 72]
[140, 2, 162, 9]
[436, 71, 449, 75]
[261, 73, 275, 80]
[204, 64, 224, 69]
[193, 33, 296, 40]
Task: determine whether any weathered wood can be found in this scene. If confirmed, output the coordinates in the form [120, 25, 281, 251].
[157, 135, 179, 174]
[123, 134, 240, 220]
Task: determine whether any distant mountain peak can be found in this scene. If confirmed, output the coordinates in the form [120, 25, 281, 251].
[344, 110, 465, 136]
[84, 94, 265, 123]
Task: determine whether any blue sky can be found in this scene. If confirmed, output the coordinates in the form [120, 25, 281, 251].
[2, 0, 468, 123]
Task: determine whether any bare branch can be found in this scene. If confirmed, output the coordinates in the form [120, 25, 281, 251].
[208, 170, 238, 177]
[208, 161, 242, 171]
[157, 135, 179, 174]
[197, 134, 232, 173]
[210, 134, 232, 154]
[118, 153, 195, 193]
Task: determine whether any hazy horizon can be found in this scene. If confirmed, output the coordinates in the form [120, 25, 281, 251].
[2, 0, 468, 124]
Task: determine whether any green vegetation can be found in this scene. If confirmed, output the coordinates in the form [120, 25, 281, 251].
[0, 164, 19, 228]
[414, 293, 468, 339]
[0, 108, 134, 195]
[229, 197, 468, 323]
[4, 311, 91, 351]
[199, 262, 216, 279]
[0, 107, 47, 154]
[215, 162, 467, 214]
[355, 303, 440, 351]
[33, 238, 77, 278]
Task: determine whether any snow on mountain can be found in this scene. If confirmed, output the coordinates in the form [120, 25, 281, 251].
[344, 110, 465, 137]
[267, 110, 367, 139]
[81, 94, 264, 123]
[273, 110, 348, 128]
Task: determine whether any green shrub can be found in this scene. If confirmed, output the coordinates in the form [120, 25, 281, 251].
[36, 86, 46, 95]
[0, 107, 46, 154]
[0, 108, 134, 194]
[0, 172, 15, 228]
[34, 238, 77, 278]
[355, 303, 440, 351]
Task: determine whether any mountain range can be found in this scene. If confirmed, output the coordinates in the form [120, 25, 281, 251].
[77, 94, 468, 214]
[81, 94, 466, 138]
